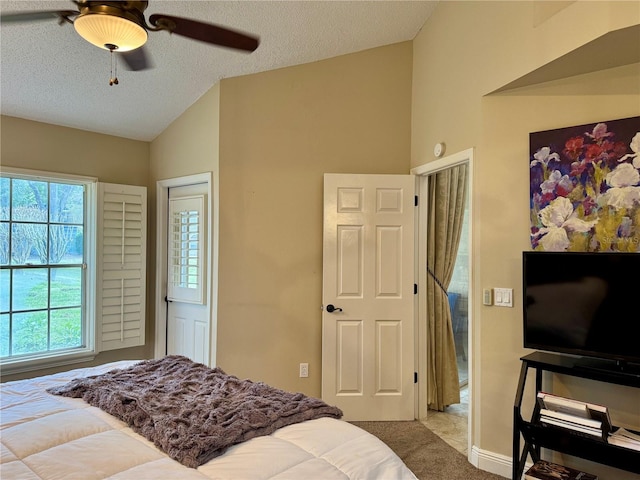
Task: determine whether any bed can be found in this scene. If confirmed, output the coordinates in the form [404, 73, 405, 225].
[1, 356, 417, 479]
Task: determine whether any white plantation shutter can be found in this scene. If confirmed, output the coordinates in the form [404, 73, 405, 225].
[97, 183, 147, 351]
[167, 195, 206, 304]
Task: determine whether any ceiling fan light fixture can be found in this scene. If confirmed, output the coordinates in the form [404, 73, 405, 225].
[74, 13, 147, 52]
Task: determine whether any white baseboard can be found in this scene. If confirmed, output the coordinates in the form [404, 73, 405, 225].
[470, 445, 521, 479]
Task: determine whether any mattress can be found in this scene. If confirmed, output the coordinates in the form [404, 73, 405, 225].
[1, 360, 418, 479]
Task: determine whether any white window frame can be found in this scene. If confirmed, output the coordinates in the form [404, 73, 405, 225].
[0, 167, 98, 375]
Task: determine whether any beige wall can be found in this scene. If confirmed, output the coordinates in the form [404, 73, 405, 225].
[149, 84, 220, 180]
[0, 115, 150, 381]
[412, 1, 639, 477]
[412, 0, 639, 162]
[216, 42, 413, 394]
[148, 84, 221, 357]
[1, 116, 149, 185]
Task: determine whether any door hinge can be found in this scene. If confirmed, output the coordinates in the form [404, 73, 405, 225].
[414, 372, 418, 384]
[414, 283, 418, 295]
[414, 195, 418, 206]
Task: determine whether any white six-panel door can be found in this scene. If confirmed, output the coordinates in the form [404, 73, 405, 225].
[322, 174, 415, 420]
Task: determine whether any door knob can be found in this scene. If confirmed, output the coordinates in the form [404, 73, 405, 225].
[326, 304, 342, 313]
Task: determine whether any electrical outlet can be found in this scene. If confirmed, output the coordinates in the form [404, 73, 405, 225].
[299, 363, 309, 378]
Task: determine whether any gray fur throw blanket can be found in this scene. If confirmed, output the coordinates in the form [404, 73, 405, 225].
[47, 355, 343, 468]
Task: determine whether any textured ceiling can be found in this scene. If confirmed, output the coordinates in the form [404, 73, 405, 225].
[1, 1, 437, 141]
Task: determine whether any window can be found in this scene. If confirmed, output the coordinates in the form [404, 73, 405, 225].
[167, 195, 206, 304]
[171, 207, 201, 290]
[1, 171, 92, 366]
[0, 169, 146, 374]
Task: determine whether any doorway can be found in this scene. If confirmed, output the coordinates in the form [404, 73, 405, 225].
[166, 183, 209, 364]
[412, 148, 473, 458]
[154, 172, 217, 365]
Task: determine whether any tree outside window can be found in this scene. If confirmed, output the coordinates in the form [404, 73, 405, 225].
[0, 176, 85, 359]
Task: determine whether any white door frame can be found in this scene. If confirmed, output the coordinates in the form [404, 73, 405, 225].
[154, 172, 217, 365]
[411, 148, 474, 459]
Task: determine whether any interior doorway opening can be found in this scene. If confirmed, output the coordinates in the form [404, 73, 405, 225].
[412, 148, 473, 460]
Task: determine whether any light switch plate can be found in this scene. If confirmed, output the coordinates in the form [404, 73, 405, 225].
[493, 288, 513, 307]
[483, 289, 492, 305]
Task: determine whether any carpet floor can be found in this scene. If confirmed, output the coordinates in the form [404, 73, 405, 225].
[351, 421, 505, 480]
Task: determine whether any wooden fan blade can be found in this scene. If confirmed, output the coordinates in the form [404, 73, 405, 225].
[0, 10, 78, 24]
[149, 14, 259, 52]
[121, 47, 152, 71]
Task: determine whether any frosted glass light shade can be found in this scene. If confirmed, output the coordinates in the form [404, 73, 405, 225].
[74, 14, 147, 52]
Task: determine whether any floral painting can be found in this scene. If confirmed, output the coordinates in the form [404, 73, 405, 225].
[530, 116, 640, 252]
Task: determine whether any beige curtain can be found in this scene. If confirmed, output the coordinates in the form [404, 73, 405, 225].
[426, 164, 468, 411]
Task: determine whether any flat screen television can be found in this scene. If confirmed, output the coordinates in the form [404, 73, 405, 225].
[523, 251, 640, 373]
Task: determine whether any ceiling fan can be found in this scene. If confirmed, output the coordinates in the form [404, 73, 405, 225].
[1, 1, 260, 74]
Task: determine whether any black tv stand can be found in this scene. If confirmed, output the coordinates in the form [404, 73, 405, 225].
[512, 352, 640, 480]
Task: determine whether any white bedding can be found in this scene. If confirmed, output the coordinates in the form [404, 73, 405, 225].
[1, 361, 417, 479]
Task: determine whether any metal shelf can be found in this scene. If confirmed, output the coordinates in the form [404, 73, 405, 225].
[512, 352, 640, 480]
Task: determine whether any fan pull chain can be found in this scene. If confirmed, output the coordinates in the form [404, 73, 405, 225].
[107, 44, 119, 86]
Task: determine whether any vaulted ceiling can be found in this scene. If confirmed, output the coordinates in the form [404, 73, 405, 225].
[1, 1, 437, 141]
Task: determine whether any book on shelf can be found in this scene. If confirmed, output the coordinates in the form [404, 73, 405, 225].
[608, 427, 640, 451]
[540, 408, 602, 429]
[524, 460, 598, 480]
[537, 392, 612, 435]
[539, 416, 605, 440]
